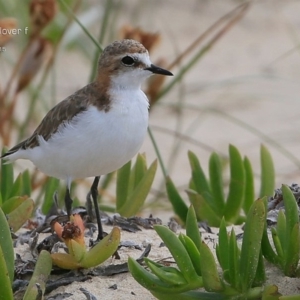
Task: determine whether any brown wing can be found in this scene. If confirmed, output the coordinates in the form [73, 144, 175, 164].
[24, 96, 88, 149]
[2, 81, 110, 158]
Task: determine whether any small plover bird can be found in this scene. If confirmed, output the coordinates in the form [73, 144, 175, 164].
[1, 39, 173, 239]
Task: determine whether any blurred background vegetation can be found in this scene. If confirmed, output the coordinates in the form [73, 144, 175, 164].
[1, 0, 300, 220]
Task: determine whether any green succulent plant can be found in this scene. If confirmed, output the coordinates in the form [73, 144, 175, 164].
[0, 153, 34, 232]
[262, 185, 300, 277]
[0, 207, 52, 300]
[129, 202, 300, 299]
[51, 214, 120, 270]
[116, 154, 157, 217]
[166, 144, 275, 226]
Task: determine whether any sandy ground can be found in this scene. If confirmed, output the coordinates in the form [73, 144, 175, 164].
[2, 0, 300, 298]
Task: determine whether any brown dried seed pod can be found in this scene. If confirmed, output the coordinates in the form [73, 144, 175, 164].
[120, 25, 161, 53]
[62, 222, 82, 240]
[29, 0, 58, 36]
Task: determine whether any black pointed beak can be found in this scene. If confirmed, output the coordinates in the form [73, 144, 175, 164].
[144, 64, 173, 76]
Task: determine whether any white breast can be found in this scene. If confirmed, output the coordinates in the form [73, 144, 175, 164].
[20, 90, 149, 180]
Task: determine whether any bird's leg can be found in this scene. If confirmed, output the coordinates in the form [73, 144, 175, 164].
[91, 176, 104, 241]
[65, 186, 73, 217]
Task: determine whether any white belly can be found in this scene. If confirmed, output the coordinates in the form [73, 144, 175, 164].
[20, 95, 149, 180]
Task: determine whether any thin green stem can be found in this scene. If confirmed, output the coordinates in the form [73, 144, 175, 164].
[88, 0, 114, 82]
[158, 45, 211, 100]
[58, 0, 102, 52]
[147, 126, 168, 178]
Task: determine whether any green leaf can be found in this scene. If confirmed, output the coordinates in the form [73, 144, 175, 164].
[252, 251, 266, 287]
[1, 158, 14, 202]
[284, 224, 300, 277]
[262, 285, 282, 300]
[21, 169, 31, 196]
[166, 176, 188, 224]
[216, 218, 229, 271]
[200, 241, 224, 292]
[188, 151, 211, 200]
[118, 160, 157, 217]
[239, 198, 266, 292]
[23, 250, 52, 300]
[1, 196, 27, 214]
[0, 245, 13, 300]
[116, 160, 131, 211]
[128, 257, 187, 294]
[261, 195, 279, 267]
[82, 227, 120, 268]
[42, 177, 60, 214]
[129, 256, 203, 294]
[186, 205, 201, 251]
[6, 198, 34, 232]
[68, 239, 85, 263]
[125, 154, 148, 203]
[275, 210, 286, 257]
[8, 173, 23, 199]
[0, 208, 14, 284]
[261, 228, 281, 266]
[179, 234, 202, 276]
[271, 228, 284, 262]
[99, 204, 115, 212]
[132, 153, 147, 188]
[155, 225, 200, 283]
[243, 157, 255, 214]
[222, 269, 231, 287]
[127, 154, 147, 195]
[145, 258, 187, 285]
[224, 145, 245, 223]
[100, 172, 115, 191]
[282, 184, 300, 276]
[51, 252, 79, 269]
[259, 145, 275, 198]
[151, 290, 228, 300]
[282, 185, 299, 243]
[209, 153, 225, 216]
[228, 228, 239, 289]
[186, 189, 221, 227]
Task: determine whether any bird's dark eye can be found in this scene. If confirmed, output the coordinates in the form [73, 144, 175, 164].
[121, 56, 135, 66]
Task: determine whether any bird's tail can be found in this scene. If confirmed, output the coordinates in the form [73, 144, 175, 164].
[1, 151, 14, 163]
[1, 140, 26, 162]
